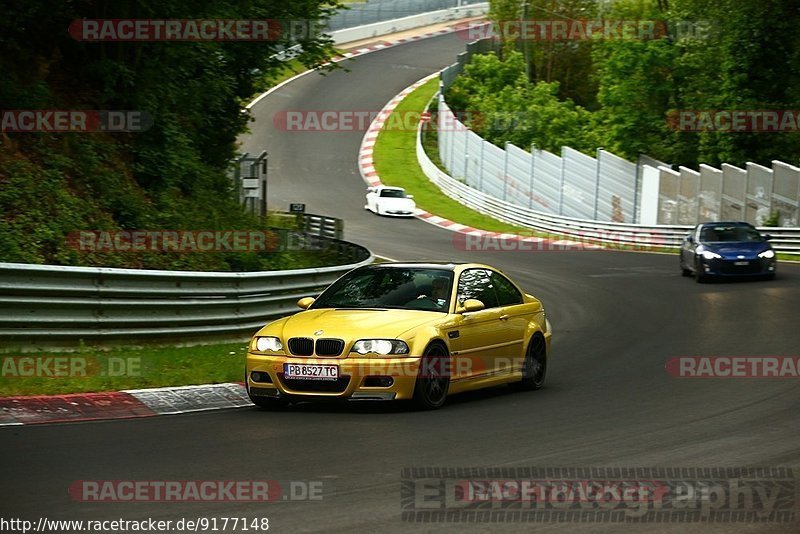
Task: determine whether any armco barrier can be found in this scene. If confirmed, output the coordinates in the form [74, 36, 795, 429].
[0, 239, 372, 344]
[329, 2, 488, 44]
[417, 111, 800, 255]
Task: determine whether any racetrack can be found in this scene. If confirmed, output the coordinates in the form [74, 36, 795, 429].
[3, 33, 799, 533]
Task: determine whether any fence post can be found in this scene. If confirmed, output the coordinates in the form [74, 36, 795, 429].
[559, 147, 566, 216]
[529, 143, 536, 209]
[449, 102, 456, 171]
[634, 153, 642, 224]
[258, 151, 268, 218]
[594, 148, 603, 221]
[478, 140, 485, 191]
[503, 141, 511, 201]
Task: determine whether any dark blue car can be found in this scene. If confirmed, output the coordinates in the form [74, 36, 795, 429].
[679, 222, 776, 283]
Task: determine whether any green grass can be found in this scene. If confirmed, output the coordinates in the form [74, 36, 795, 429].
[372, 80, 642, 246]
[373, 79, 536, 236]
[0, 342, 251, 397]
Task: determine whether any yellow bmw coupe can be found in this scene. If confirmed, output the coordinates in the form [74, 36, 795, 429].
[246, 262, 551, 410]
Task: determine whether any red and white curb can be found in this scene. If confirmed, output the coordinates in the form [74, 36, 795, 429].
[0, 383, 252, 426]
[357, 75, 603, 251]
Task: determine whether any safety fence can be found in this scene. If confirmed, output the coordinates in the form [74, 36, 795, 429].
[435, 38, 800, 228]
[327, 0, 486, 32]
[0, 238, 371, 344]
[419, 107, 800, 255]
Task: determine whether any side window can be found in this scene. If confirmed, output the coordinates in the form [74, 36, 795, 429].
[457, 269, 499, 309]
[491, 272, 523, 306]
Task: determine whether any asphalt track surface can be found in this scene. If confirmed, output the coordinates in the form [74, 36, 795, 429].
[3, 33, 800, 533]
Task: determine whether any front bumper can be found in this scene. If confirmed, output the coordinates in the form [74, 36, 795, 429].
[246, 353, 422, 401]
[380, 209, 415, 217]
[698, 256, 776, 277]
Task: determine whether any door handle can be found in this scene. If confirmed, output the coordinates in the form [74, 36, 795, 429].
[499, 315, 510, 321]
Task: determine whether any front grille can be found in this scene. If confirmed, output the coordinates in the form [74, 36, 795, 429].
[719, 261, 762, 275]
[280, 375, 350, 393]
[288, 337, 314, 356]
[315, 338, 345, 356]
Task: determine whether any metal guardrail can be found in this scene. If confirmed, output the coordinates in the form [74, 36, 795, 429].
[327, 0, 486, 32]
[300, 213, 344, 240]
[0, 238, 372, 343]
[417, 119, 800, 255]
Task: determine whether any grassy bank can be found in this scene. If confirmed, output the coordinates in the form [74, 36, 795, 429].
[0, 342, 249, 397]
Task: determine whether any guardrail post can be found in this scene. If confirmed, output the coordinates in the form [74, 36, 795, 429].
[594, 147, 603, 220]
[478, 140, 485, 191]
[258, 151, 268, 217]
[503, 141, 511, 201]
[559, 147, 567, 216]
[529, 143, 536, 209]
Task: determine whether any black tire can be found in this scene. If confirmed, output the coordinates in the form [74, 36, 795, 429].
[680, 256, 692, 277]
[694, 258, 708, 283]
[764, 273, 776, 281]
[412, 343, 450, 410]
[512, 334, 547, 391]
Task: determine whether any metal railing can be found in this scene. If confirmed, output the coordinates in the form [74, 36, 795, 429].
[418, 117, 800, 255]
[327, 0, 486, 32]
[0, 238, 372, 344]
[300, 214, 344, 240]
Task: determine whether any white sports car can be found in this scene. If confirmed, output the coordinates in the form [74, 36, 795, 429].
[364, 186, 416, 217]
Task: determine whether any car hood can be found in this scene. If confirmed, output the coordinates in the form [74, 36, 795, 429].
[377, 197, 415, 208]
[262, 308, 440, 341]
[703, 241, 771, 258]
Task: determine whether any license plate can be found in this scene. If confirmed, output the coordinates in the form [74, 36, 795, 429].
[734, 261, 750, 266]
[284, 363, 339, 381]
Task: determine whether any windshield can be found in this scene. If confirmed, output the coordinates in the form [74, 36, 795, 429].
[380, 189, 406, 198]
[700, 225, 764, 243]
[312, 267, 454, 311]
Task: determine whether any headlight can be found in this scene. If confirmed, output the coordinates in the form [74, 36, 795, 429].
[758, 250, 775, 259]
[698, 247, 722, 260]
[351, 339, 410, 356]
[253, 336, 282, 352]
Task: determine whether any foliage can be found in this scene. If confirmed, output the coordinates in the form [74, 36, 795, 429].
[446, 52, 600, 154]
[468, 0, 800, 167]
[0, 0, 342, 270]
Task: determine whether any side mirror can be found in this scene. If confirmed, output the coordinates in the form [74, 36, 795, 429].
[457, 299, 485, 313]
[297, 297, 315, 310]
[763, 234, 773, 241]
[685, 236, 694, 244]
[407, 194, 414, 199]
[366, 187, 376, 193]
